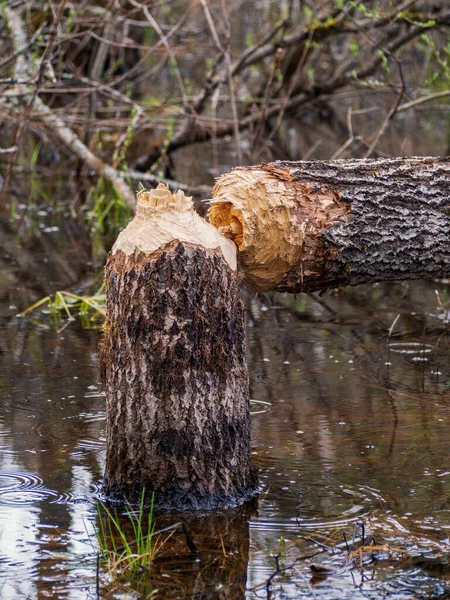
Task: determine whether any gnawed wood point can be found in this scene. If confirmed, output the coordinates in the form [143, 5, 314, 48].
[101, 184, 256, 510]
[113, 184, 237, 270]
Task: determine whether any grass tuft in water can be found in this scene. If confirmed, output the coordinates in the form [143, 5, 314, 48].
[17, 286, 106, 329]
[95, 490, 161, 579]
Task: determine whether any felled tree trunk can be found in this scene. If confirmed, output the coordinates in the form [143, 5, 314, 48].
[100, 185, 256, 510]
[209, 157, 450, 293]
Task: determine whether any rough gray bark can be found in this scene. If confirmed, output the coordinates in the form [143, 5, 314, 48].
[210, 157, 450, 293]
[100, 186, 256, 510]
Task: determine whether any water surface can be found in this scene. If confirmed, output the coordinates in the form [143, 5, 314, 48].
[1, 245, 450, 598]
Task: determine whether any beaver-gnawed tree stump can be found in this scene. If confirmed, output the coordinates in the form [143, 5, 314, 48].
[101, 156, 450, 510]
[100, 184, 257, 510]
[210, 157, 450, 293]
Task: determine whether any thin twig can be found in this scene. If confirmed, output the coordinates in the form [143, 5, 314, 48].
[2, 4, 136, 208]
[398, 90, 450, 112]
[200, 0, 242, 164]
[0, 23, 45, 72]
[364, 59, 405, 158]
[128, 0, 188, 106]
[331, 107, 364, 159]
[268, 27, 314, 142]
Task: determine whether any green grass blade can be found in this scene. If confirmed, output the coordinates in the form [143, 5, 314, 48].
[17, 296, 51, 316]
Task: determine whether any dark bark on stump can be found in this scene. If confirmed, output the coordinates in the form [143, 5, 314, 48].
[210, 157, 450, 293]
[100, 187, 256, 510]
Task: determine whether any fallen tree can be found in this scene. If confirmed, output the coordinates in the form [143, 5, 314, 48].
[210, 157, 450, 293]
[100, 184, 257, 509]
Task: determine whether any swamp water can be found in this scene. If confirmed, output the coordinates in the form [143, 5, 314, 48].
[1, 236, 450, 599]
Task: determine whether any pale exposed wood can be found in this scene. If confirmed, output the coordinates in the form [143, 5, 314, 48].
[210, 165, 348, 292]
[113, 184, 237, 270]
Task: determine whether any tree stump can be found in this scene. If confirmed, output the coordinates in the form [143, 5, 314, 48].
[100, 185, 257, 510]
[210, 157, 450, 293]
[101, 156, 450, 510]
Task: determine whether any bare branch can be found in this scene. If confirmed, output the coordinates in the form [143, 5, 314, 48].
[128, 0, 188, 106]
[364, 61, 406, 158]
[2, 4, 136, 208]
[398, 90, 450, 113]
[200, 0, 242, 164]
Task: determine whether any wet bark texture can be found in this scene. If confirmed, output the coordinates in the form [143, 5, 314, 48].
[100, 241, 256, 510]
[211, 157, 450, 293]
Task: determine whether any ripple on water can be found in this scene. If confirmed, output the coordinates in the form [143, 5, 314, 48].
[0, 472, 87, 506]
[389, 342, 433, 355]
[73, 437, 105, 452]
[78, 411, 106, 423]
[0, 559, 39, 583]
[250, 399, 272, 416]
[33, 422, 59, 441]
[295, 484, 389, 530]
[50, 491, 90, 504]
[83, 390, 106, 399]
[0, 472, 56, 505]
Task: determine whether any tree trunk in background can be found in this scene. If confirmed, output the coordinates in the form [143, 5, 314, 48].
[100, 185, 256, 510]
[209, 157, 450, 293]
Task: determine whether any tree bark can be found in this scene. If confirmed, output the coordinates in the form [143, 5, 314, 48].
[100, 185, 256, 510]
[209, 157, 450, 293]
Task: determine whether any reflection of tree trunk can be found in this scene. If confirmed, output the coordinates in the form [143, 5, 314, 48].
[101, 185, 256, 509]
[170, 507, 253, 599]
[210, 157, 450, 293]
[99, 504, 254, 599]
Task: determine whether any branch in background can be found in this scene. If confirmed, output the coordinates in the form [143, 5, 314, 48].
[330, 107, 363, 159]
[267, 28, 313, 143]
[200, 0, 242, 164]
[363, 60, 405, 158]
[2, 5, 136, 209]
[0, 22, 45, 72]
[6, 0, 68, 185]
[135, 4, 450, 170]
[2, 0, 450, 198]
[398, 90, 450, 112]
[128, 0, 188, 106]
[120, 168, 210, 196]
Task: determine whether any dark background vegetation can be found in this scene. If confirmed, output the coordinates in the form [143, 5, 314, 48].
[1, 0, 450, 317]
[1, 0, 450, 263]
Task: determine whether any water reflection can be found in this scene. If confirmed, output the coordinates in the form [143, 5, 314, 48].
[245, 283, 450, 598]
[110, 507, 255, 600]
[1, 258, 450, 597]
